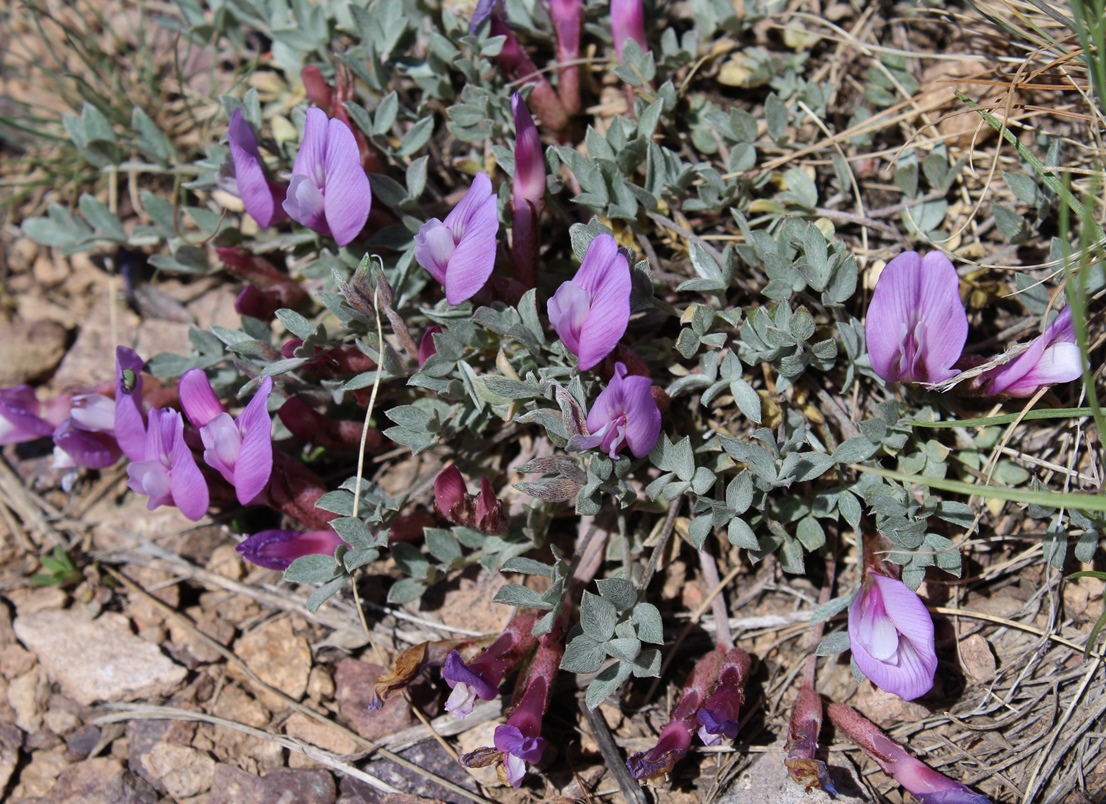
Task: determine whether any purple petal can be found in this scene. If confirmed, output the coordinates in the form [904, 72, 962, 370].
[52, 420, 121, 469]
[236, 529, 346, 571]
[292, 108, 329, 186]
[611, 0, 647, 62]
[865, 251, 967, 383]
[232, 377, 273, 505]
[68, 394, 115, 433]
[469, 0, 497, 33]
[914, 252, 968, 382]
[443, 649, 498, 700]
[114, 347, 147, 461]
[200, 414, 239, 484]
[616, 375, 661, 458]
[444, 193, 499, 305]
[414, 218, 454, 285]
[228, 109, 288, 227]
[849, 575, 936, 701]
[444, 172, 494, 241]
[168, 411, 210, 521]
[127, 459, 172, 509]
[985, 308, 1083, 397]
[547, 280, 591, 355]
[178, 369, 226, 429]
[494, 724, 546, 764]
[511, 94, 545, 216]
[0, 386, 53, 444]
[322, 118, 371, 246]
[283, 174, 329, 235]
[418, 326, 442, 366]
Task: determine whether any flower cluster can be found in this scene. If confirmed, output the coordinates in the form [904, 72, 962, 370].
[866, 250, 1082, 396]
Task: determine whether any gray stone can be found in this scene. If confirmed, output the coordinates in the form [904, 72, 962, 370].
[41, 757, 157, 804]
[209, 765, 336, 804]
[717, 746, 871, 803]
[13, 611, 186, 706]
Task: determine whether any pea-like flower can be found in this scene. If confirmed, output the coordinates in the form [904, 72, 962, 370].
[227, 108, 289, 228]
[696, 647, 751, 746]
[236, 528, 346, 571]
[179, 370, 273, 506]
[547, 233, 631, 371]
[611, 0, 647, 62]
[865, 251, 968, 384]
[414, 172, 500, 304]
[282, 108, 372, 247]
[442, 612, 538, 719]
[572, 362, 661, 459]
[126, 407, 209, 521]
[828, 703, 992, 803]
[52, 394, 122, 470]
[849, 573, 937, 701]
[511, 93, 545, 289]
[114, 347, 148, 462]
[983, 306, 1083, 397]
[0, 386, 56, 445]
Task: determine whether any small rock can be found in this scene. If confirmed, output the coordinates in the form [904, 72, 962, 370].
[46, 756, 158, 804]
[8, 665, 48, 732]
[14, 610, 187, 706]
[43, 693, 86, 736]
[9, 237, 38, 272]
[141, 742, 216, 799]
[209, 764, 336, 804]
[167, 606, 235, 668]
[7, 585, 67, 617]
[0, 643, 36, 678]
[717, 747, 870, 803]
[33, 251, 69, 286]
[66, 724, 102, 761]
[0, 319, 69, 386]
[10, 746, 69, 798]
[960, 633, 997, 683]
[234, 618, 311, 703]
[308, 666, 335, 701]
[284, 712, 360, 763]
[0, 723, 22, 793]
[207, 544, 245, 580]
[335, 659, 414, 741]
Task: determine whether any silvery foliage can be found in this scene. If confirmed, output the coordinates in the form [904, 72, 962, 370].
[24, 0, 1099, 703]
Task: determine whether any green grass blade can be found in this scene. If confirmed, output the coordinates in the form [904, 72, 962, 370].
[851, 464, 1106, 514]
[905, 408, 1097, 428]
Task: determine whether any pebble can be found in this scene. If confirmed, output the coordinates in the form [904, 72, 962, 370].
[233, 617, 311, 705]
[13, 610, 187, 706]
[718, 747, 871, 803]
[208, 764, 336, 804]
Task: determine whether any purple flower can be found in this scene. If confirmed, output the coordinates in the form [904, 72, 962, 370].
[627, 649, 724, 781]
[828, 703, 991, 804]
[865, 251, 968, 384]
[572, 362, 661, 458]
[114, 347, 148, 462]
[494, 725, 547, 788]
[549, 0, 583, 114]
[418, 326, 442, 366]
[696, 647, 751, 746]
[0, 386, 55, 444]
[849, 573, 937, 701]
[236, 528, 346, 571]
[282, 108, 372, 247]
[179, 370, 273, 505]
[459, 616, 565, 789]
[511, 93, 545, 289]
[983, 307, 1083, 397]
[548, 233, 632, 371]
[442, 613, 538, 718]
[126, 407, 209, 521]
[611, 0, 647, 62]
[227, 108, 289, 228]
[414, 172, 499, 305]
[52, 394, 122, 470]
